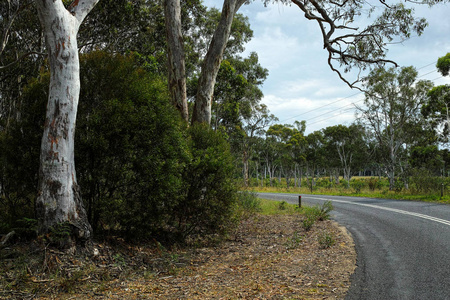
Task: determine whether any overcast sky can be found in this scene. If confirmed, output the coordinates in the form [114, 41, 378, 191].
[203, 0, 450, 134]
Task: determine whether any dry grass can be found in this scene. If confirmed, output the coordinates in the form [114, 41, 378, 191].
[1, 211, 356, 299]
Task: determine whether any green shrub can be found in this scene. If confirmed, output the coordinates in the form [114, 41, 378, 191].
[286, 231, 303, 249]
[315, 201, 333, 221]
[2, 51, 241, 245]
[318, 231, 335, 249]
[278, 200, 288, 210]
[410, 168, 442, 194]
[303, 201, 333, 222]
[394, 179, 404, 192]
[0, 79, 44, 233]
[73, 52, 190, 240]
[350, 179, 365, 193]
[302, 217, 315, 231]
[178, 124, 239, 240]
[237, 191, 261, 215]
[337, 179, 349, 189]
[316, 178, 333, 189]
[367, 178, 379, 191]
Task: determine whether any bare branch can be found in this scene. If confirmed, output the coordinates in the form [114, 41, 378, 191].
[0, 1, 33, 57]
[0, 51, 46, 70]
[289, 0, 421, 90]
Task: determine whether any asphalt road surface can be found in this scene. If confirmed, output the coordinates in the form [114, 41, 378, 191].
[258, 193, 450, 300]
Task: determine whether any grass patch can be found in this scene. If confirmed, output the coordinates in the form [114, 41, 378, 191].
[318, 231, 335, 249]
[258, 198, 300, 215]
[252, 185, 450, 204]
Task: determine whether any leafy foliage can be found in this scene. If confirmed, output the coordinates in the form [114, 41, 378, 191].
[178, 124, 239, 241]
[437, 53, 450, 76]
[303, 201, 334, 222]
[318, 231, 335, 249]
[74, 52, 190, 240]
[1, 52, 240, 244]
[236, 191, 261, 216]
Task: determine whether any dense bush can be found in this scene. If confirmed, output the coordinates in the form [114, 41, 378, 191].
[176, 124, 239, 240]
[236, 190, 261, 217]
[75, 52, 191, 240]
[350, 179, 365, 193]
[410, 168, 443, 194]
[315, 178, 334, 189]
[0, 51, 240, 244]
[0, 72, 46, 233]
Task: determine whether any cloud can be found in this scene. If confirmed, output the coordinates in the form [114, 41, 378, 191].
[203, 0, 450, 134]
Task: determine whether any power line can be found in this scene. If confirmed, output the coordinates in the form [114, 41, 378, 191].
[279, 91, 362, 123]
[276, 62, 442, 127]
[278, 61, 439, 124]
[302, 74, 445, 128]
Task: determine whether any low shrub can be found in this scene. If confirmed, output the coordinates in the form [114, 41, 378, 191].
[286, 231, 303, 249]
[350, 179, 365, 193]
[302, 201, 333, 221]
[278, 201, 288, 210]
[302, 217, 315, 231]
[318, 230, 335, 249]
[236, 191, 261, 215]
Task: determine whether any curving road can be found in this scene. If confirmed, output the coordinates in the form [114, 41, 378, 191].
[258, 193, 450, 300]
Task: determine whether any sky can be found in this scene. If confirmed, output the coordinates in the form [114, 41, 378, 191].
[203, 0, 450, 134]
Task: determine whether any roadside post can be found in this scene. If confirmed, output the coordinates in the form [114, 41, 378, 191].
[298, 195, 302, 208]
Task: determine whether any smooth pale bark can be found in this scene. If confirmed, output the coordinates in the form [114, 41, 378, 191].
[192, 0, 246, 124]
[163, 0, 188, 122]
[35, 0, 98, 238]
[242, 149, 249, 186]
[336, 144, 352, 187]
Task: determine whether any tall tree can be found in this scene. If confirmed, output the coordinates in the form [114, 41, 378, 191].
[191, 0, 247, 124]
[305, 130, 325, 187]
[357, 66, 433, 190]
[165, 0, 429, 124]
[34, 0, 99, 239]
[164, 0, 188, 121]
[422, 53, 450, 143]
[241, 104, 277, 186]
[323, 124, 366, 186]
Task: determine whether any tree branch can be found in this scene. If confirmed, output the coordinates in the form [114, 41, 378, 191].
[289, 0, 420, 90]
[68, 0, 100, 24]
[0, 51, 46, 70]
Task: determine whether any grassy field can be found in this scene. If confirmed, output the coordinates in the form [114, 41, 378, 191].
[246, 176, 450, 204]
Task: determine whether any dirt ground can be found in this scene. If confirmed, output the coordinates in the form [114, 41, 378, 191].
[1, 214, 356, 299]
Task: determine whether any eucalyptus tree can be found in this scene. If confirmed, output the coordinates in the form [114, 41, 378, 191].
[322, 124, 367, 186]
[422, 53, 450, 143]
[266, 123, 308, 187]
[34, 0, 100, 239]
[286, 121, 307, 187]
[211, 52, 268, 134]
[241, 104, 277, 186]
[357, 66, 433, 190]
[165, 0, 430, 125]
[305, 130, 325, 187]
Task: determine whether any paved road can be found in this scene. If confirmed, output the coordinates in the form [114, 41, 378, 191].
[258, 193, 450, 300]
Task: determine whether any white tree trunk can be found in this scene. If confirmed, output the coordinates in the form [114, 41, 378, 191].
[35, 0, 98, 239]
[164, 0, 188, 122]
[192, 0, 246, 124]
[243, 149, 249, 187]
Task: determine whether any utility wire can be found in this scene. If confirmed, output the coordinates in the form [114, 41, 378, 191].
[276, 62, 443, 127]
[304, 74, 446, 127]
[278, 61, 439, 125]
